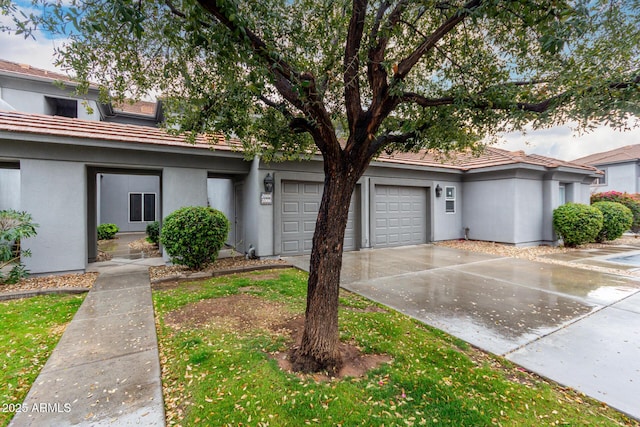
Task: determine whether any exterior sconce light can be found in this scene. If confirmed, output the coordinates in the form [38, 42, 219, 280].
[264, 173, 274, 193]
[435, 184, 442, 197]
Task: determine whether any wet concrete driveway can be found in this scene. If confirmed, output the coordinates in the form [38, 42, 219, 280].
[288, 245, 640, 419]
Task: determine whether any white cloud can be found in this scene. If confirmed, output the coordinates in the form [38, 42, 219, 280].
[496, 122, 640, 161]
[0, 31, 64, 72]
[0, 2, 67, 72]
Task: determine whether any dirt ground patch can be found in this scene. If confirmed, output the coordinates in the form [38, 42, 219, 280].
[163, 293, 391, 379]
[164, 293, 295, 332]
[271, 316, 392, 380]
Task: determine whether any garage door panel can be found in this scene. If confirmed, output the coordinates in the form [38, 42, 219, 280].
[282, 202, 299, 213]
[375, 185, 427, 248]
[303, 184, 320, 194]
[283, 241, 299, 252]
[281, 180, 357, 255]
[282, 182, 299, 193]
[303, 202, 320, 214]
[283, 221, 299, 233]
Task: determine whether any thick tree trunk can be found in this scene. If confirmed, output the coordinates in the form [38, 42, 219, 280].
[290, 170, 359, 375]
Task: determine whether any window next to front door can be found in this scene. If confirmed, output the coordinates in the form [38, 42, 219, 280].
[129, 193, 156, 222]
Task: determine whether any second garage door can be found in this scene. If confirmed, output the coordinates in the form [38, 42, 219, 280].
[374, 185, 427, 247]
[280, 181, 357, 255]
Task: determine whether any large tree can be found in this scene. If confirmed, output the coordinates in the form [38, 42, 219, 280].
[4, 0, 639, 373]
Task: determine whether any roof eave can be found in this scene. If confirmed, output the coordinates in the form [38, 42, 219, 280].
[0, 130, 244, 159]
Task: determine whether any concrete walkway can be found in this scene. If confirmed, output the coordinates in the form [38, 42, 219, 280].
[10, 256, 166, 426]
[288, 245, 640, 420]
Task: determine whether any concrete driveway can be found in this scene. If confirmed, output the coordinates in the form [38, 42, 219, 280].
[287, 245, 640, 420]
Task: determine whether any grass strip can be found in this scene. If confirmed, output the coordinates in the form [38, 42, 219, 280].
[0, 294, 84, 426]
[154, 269, 637, 426]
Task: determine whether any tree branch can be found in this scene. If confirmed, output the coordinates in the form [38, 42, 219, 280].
[368, 0, 391, 45]
[401, 92, 455, 107]
[344, 0, 367, 130]
[367, 129, 422, 158]
[195, 0, 341, 157]
[164, 0, 186, 19]
[400, 79, 550, 109]
[164, 0, 213, 28]
[367, 0, 407, 95]
[195, 0, 297, 83]
[395, 0, 482, 79]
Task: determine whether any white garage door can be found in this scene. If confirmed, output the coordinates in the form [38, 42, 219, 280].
[374, 185, 427, 247]
[281, 181, 357, 255]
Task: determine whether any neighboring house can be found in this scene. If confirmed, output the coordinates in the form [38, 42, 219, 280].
[0, 59, 599, 275]
[573, 144, 640, 194]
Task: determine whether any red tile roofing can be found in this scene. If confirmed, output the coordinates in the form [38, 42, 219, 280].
[376, 146, 596, 172]
[572, 144, 640, 166]
[0, 59, 79, 85]
[113, 100, 158, 115]
[0, 110, 237, 151]
[0, 110, 597, 172]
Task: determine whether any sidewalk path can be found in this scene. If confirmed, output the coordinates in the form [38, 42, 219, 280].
[10, 257, 165, 426]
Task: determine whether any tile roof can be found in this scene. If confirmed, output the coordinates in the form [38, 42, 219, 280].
[572, 144, 640, 166]
[113, 100, 158, 116]
[0, 110, 597, 173]
[0, 111, 237, 152]
[376, 146, 597, 172]
[0, 59, 78, 85]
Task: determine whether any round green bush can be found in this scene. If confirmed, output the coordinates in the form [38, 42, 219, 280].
[591, 191, 640, 233]
[97, 223, 119, 240]
[552, 203, 603, 247]
[161, 206, 230, 269]
[146, 221, 160, 245]
[592, 201, 633, 242]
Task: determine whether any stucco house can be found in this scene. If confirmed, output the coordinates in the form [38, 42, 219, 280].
[573, 144, 640, 194]
[0, 59, 599, 275]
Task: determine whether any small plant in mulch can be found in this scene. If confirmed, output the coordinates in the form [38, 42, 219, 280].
[97, 223, 119, 240]
[146, 221, 160, 245]
[0, 209, 38, 284]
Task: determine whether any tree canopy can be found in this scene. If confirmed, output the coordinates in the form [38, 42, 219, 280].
[4, 0, 639, 160]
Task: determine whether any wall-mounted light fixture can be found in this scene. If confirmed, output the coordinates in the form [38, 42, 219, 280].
[264, 173, 274, 193]
[435, 184, 442, 197]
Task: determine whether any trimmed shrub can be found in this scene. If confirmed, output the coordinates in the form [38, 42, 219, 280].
[0, 209, 38, 284]
[553, 203, 603, 247]
[97, 223, 119, 240]
[161, 206, 230, 270]
[592, 201, 633, 242]
[146, 221, 160, 245]
[591, 191, 640, 233]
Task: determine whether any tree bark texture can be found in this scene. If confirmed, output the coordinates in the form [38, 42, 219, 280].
[290, 165, 360, 375]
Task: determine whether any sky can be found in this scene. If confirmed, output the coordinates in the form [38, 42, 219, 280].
[0, 4, 638, 162]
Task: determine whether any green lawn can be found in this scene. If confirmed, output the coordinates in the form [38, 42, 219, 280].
[0, 294, 85, 427]
[153, 269, 638, 426]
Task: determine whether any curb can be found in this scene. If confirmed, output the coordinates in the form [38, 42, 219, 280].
[150, 263, 294, 284]
[0, 287, 90, 301]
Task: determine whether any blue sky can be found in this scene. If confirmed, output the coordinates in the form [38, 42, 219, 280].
[0, 1, 638, 161]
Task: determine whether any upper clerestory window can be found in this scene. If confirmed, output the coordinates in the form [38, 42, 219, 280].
[45, 96, 77, 118]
